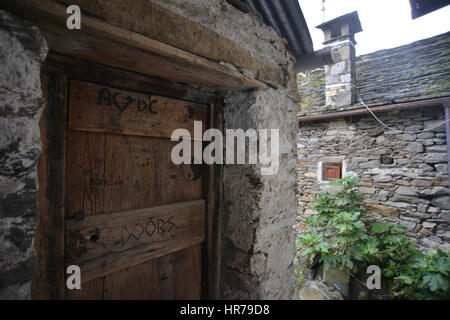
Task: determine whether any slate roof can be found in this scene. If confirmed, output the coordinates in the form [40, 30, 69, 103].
[298, 31, 450, 116]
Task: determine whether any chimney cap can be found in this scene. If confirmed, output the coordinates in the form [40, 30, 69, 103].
[316, 11, 363, 35]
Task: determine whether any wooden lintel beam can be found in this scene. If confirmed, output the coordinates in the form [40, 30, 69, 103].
[2, 0, 279, 90]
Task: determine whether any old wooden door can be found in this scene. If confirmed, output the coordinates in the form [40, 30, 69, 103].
[64, 80, 208, 299]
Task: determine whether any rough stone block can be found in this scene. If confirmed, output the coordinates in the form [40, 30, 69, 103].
[359, 160, 380, 169]
[432, 196, 450, 210]
[375, 148, 392, 155]
[417, 132, 434, 139]
[406, 142, 424, 153]
[397, 134, 415, 141]
[412, 179, 433, 187]
[340, 73, 351, 83]
[426, 145, 447, 152]
[359, 187, 376, 194]
[424, 120, 446, 133]
[304, 172, 317, 178]
[433, 175, 449, 186]
[319, 265, 350, 297]
[373, 174, 393, 183]
[423, 222, 437, 229]
[421, 237, 442, 249]
[298, 280, 344, 300]
[330, 61, 346, 75]
[404, 125, 422, 133]
[337, 45, 350, 60]
[435, 164, 448, 175]
[396, 186, 419, 196]
[424, 153, 448, 164]
[366, 203, 400, 217]
[420, 187, 449, 197]
[428, 206, 441, 213]
[332, 92, 352, 107]
[385, 201, 411, 209]
[418, 164, 434, 172]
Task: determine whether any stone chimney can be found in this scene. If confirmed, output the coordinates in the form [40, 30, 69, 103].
[316, 11, 362, 109]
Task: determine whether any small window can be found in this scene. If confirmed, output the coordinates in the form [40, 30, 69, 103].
[330, 26, 341, 39]
[322, 163, 342, 181]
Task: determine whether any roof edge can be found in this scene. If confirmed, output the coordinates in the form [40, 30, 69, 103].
[298, 97, 450, 123]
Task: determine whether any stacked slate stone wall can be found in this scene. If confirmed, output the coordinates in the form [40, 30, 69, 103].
[296, 69, 325, 116]
[296, 106, 449, 251]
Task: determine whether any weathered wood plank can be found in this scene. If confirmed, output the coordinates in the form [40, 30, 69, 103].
[103, 259, 159, 300]
[153, 139, 204, 206]
[204, 102, 223, 299]
[103, 245, 201, 299]
[33, 72, 67, 299]
[2, 0, 271, 89]
[44, 53, 219, 105]
[65, 278, 104, 300]
[65, 131, 105, 219]
[65, 200, 206, 283]
[34, 57, 216, 299]
[68, 80, 207, 139]
[56, 0, 282, 87]
[171, 244, 202, 299]
[103, 134, 159, 213]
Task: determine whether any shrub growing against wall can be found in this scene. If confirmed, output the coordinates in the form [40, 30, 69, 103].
[296, 177, 450, 300]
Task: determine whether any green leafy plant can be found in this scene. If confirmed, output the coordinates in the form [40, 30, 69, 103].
[365, 222, 420, 278]
[392, 249, 450, 299]
[297, 177, 369, 272]
[293, 267, 305, 290]
[295, 177, 450, 300]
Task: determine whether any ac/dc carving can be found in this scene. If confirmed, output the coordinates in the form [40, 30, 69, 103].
[97, 87, 158, 116]
[121, 216, 175, 245]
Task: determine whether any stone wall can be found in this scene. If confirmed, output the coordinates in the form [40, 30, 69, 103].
[323, 38, 357, 110]
[296, 106, 449, 252]
[0, 10, 48, 299]
[297, 69, 325, 116]
[222, 88, 298, 299]
[152, 0, 296, 95]
[156, 0, 299, 300]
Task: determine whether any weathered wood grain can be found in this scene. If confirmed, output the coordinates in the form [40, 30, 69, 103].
[65, 131, 106, 219]
[44, 53, 219, 106]
[57, 0, 282, 87]
[68, 80, 207, 139]
[33, 73, 67, 299]
[103, 245, 201, 299]
[66, 200, 205, 283]
[103, 134, 159, 213]
[65, 278, 104, 300]
[153, 139, 204, 206]
[35, 62, 216, 299]
[2, 0, 272, 89]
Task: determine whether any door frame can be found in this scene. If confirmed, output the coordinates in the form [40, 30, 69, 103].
[34, 52, 223, 299]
